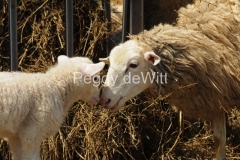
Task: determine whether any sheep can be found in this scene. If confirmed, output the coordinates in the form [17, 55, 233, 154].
[99, 0, 240, 159]
[0, 55, 105, 160]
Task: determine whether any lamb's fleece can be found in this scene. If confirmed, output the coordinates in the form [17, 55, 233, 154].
[0, 55, 105, 160]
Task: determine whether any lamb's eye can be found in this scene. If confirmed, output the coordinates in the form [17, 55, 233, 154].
[129, 63, 138, 68]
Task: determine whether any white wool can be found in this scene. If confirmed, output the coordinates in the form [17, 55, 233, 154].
[0, 55, 104, 160]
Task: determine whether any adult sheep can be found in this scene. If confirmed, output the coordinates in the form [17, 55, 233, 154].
[0, 55, 105, 160]
[99, 0, 240, 159]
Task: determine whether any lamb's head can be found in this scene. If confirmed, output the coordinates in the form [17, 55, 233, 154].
[100, 40, 160, 111]
[57, 55, 105, 105]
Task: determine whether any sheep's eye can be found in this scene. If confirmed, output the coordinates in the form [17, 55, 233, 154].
[129, 63, 138, 68]
[125, 62, 139, 73]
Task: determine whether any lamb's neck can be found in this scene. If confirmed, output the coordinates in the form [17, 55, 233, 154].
[47, 70, 84, 109]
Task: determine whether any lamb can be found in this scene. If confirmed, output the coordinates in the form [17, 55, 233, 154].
[99, 0, 240, 159]
[0, 55, 105, 160]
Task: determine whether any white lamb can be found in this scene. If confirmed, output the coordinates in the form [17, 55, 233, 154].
[0, 55, 105, 160]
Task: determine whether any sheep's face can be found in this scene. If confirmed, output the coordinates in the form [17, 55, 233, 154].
[57, 55, 105, 105]
[100, 40, 160, 111]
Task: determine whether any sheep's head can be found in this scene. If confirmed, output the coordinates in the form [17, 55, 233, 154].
[57, 55, 105, 105]
[100, 40, 160, 111]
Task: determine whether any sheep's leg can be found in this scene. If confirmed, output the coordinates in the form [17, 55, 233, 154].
[19, 124, 42, 160]
[20, 137, 41, 160]
[7, 135, 22, 160]
[213, 111, 226, 160]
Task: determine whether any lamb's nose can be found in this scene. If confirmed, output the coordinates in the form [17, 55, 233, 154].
[101, 98, 111, 107]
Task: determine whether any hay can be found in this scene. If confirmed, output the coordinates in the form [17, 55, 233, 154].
[0, 0, 240, 159]
[0, 0, 107, 72]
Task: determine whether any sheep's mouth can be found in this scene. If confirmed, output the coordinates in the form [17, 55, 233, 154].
[110, 97, 123, 111]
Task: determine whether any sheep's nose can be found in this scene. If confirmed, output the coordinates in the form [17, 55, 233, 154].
[101, 98, 111, 107]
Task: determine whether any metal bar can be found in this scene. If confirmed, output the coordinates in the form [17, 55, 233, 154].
[9, 0, 18, 71]
[103, 0, 111, 56]
[65, 0, 73, 57]
[130, 0, 143, 35]
[122, 0, 129, 42]
[129, 2, 144, 159]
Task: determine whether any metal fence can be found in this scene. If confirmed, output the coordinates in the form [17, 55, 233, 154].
[8, 0, 143, 71]
[9, 0, 75, 71]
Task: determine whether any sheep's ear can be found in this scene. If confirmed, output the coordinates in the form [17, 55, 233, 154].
[99, 57, 110, 65]
[81, 62, 105, 76]
[58, 55, 69, 65]
[144, 51, 160, 65]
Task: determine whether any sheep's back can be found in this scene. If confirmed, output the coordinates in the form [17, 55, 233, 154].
[177, 0, 240, 51]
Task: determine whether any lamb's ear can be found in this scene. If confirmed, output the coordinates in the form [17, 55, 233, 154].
[57, 55, 69, 65]
[81, 62, 105, 76]
[99, 57, 110, 65]
[144, 51, 160, 65]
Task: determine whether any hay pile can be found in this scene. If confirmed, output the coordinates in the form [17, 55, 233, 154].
[0, 0, 106, 72]
[0, 0, 240, 159]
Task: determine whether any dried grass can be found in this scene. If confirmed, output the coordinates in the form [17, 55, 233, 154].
[0, 0, 240, 159]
